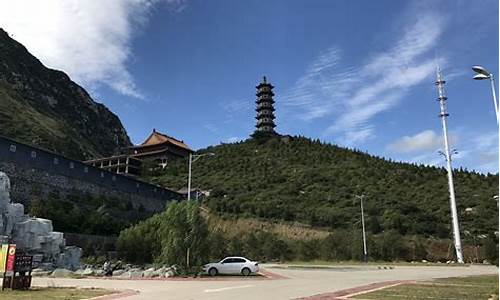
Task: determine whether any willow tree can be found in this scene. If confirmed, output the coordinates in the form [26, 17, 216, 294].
[157, 201, 210, 270]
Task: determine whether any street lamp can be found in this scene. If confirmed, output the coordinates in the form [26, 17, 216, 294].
[187, 152, 215, 201]
[472, 65, 499, 124]
[355, 194, 368, 263]
[472, 65, 499, 215]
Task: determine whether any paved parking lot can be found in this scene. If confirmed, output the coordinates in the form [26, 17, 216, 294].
[32, 264, 498, 300]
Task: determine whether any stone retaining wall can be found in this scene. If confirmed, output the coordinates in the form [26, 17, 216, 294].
[0, 135, 181, 213]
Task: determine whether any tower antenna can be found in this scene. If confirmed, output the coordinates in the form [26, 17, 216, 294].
[435, 67, 464, 264]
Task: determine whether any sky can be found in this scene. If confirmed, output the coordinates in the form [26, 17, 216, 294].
[0, 0, 498, 173]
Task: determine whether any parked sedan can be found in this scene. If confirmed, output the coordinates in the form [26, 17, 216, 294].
[203, 256, 259, 276]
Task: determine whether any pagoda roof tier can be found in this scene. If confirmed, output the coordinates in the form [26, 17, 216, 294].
[256, 98, 275, 104]
[256, 76, 275, 89]
[127, 129, 193, 152]
[256, 90, 275, 96]
[256, 106, 275, 112]
[256, 83, 274, 89]
[256, 124, 277, 128]
[255, 117, 276, 121]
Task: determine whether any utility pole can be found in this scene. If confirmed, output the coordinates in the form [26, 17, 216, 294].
[187, 153, 215, 201]
[355, 194, 368, 263]
[187, 153, 192, 201]
[435, 68, 464, 263]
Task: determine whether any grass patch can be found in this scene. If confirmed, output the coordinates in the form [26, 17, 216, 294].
[356, 275, 499, 299]
[0, 287, 117, 300]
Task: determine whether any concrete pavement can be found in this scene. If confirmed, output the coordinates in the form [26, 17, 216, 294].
[32, 264, 498, 300]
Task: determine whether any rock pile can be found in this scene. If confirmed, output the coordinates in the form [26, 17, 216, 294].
[39, 264, 178, 278]
[0, 171, 81, 269]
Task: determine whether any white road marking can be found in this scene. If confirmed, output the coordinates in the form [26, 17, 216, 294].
[204, 285, 254, 293]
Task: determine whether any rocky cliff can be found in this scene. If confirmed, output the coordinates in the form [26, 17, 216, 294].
[0, 28, 131, 160]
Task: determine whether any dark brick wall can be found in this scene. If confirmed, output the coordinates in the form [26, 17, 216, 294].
[0, 135, 182, 212]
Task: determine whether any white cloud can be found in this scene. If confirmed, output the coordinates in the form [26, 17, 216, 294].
[469, 132, 498, 173]
[282, 11, 445, 146]
[0, 0, 183, 98]
[387, 130, 443, 153]
[282, 47, 355, 121]
[391, 130, 498, 174]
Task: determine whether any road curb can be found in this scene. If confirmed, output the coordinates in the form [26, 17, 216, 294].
[296, 280, 415, 299]
[88, 289, 139, 300]
[82, 268, 286, 282]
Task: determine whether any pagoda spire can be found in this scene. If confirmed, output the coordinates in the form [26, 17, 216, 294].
[254, 76, 277, 136]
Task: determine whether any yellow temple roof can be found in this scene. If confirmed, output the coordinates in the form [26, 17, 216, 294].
[135, 129, 192, 151]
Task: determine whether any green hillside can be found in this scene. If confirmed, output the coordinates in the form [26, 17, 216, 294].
[149, 135, 498, 239]
[0, 28, 131, 160]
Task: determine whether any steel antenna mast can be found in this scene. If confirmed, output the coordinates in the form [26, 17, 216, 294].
[435, 67, 464, 263]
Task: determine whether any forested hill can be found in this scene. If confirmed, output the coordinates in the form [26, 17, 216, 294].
[0, 29, 131, 160]
[149, 135, 498, 238]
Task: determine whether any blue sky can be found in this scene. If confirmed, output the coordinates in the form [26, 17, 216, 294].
[0, 0, 498, 173]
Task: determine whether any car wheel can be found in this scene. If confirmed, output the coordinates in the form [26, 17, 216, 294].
[209, 267, 218, 277]
[241, 267, 251, 276]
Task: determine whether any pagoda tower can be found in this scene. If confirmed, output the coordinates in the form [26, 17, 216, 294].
[254, 76, 277, 135]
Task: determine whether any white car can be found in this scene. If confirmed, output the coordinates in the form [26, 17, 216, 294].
[203, 256, 259, 276]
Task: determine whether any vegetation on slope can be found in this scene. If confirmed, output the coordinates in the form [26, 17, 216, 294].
[118, 202, 498, 265]
[148, 135, 498, 244]
[0, 28, 131, 160]
[29, 190, 149, 236]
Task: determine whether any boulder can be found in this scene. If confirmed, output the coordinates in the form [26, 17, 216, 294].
[129, 268, 144, 278]
[165, 269, 175, 278]
[142, 267, 156, 278]
[112, 269, 125, 277]
[31, 268, 51, 277]
[51, 268, 74, 278]
[81, 267, 94, 276]
[152, 267, 166, 277]
[0, 172, 81, 268]
[118, 268, 143, 278]
[57, 246, 82, 270]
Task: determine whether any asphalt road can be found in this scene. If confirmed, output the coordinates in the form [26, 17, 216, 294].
[32, 264, 498, 300]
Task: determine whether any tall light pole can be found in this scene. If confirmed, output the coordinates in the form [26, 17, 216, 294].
[187, 153, 215, 201]
[435, 68, 464, 263]
[355, 194, 368, 263]
[472, 65, 499, 205]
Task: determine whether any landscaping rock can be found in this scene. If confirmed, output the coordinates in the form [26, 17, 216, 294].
[165, 269, 175, 278]
[38, 262, 55, 271]
[32, 268, 51, 277]
[129, 268, 143, 278]
[81, 267, 94, 276]
[142, 267, 156, 278]
[117, 268, 143, 278]
[152, 267, 166, 277]
[112, 269, 125, 276]
[51, 268, 74, 278]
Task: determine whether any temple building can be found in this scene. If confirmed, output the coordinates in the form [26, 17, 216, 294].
[254, 76, 277, 135]
[85, 129, 192, 176]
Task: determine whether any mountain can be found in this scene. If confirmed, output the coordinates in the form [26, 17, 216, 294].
[0, 29, 131, 160]
[149, 135, 498, 239]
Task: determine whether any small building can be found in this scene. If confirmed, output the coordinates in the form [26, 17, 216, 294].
[85, 129, 193, 176]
